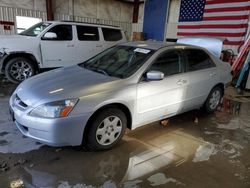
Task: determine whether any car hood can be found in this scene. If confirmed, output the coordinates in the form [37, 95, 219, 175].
[14, 66, 121, 107]
[0, 35, 38, 50]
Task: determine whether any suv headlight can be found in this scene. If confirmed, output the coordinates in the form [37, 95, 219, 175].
[29, 99, 78, 118]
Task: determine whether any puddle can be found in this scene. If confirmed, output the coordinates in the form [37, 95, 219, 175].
[0, 139, 9, 146]
[0, 131, 9, 136]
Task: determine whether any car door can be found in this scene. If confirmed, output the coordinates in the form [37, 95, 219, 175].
[136, 49, 188, 126]
[75, 25, 104, 63]
[183, 48, 220, 110]
[40, 24, 77, 67]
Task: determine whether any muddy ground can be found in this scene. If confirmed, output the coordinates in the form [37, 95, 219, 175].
[0, 77, 250, 188]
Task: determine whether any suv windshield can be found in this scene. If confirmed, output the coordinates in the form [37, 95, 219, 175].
[19, 22, 51, 37]
[80, 45, 155, 78]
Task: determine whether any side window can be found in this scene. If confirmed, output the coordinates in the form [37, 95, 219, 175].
[102, 28, 122, 41]
[76, 26, 99, 41]
[149, 50, 183, 77]
[185, 49, 215, 72]
[45, 25, 72, 41]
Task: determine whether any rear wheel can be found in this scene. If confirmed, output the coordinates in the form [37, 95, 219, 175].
[86, 108, 127, 151]
[204, 86, 223, 113]
[5, 57, 36, 84]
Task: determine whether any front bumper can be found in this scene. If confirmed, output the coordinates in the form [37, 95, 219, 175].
[9, 97, 91, 147]
[0, 53, 6, 73]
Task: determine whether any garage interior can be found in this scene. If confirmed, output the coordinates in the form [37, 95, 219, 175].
[0, 0, 250, 187]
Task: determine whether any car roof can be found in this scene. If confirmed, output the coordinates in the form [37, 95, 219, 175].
[45, 21, 122, 30]
[121, 41, 197, 50]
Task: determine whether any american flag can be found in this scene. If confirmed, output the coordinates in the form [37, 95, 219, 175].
[177, 0, 250, 47]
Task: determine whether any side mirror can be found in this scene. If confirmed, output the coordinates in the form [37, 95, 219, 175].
[43, 32, 57, 39]
[146, 70, 164, 81]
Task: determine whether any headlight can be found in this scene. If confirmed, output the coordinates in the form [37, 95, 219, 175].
[29, 99, 78, 118]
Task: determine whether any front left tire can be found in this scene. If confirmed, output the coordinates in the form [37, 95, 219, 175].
[204, 86, 223, 113]
[5, 57, 36, 84]
[85, 108, 127, 151]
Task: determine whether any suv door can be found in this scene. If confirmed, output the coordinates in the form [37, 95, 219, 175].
[75, 25, 103, 62]
[40, 24, 76, 67]
[183, 48, 220, 110]
[136, 49, 187, 126]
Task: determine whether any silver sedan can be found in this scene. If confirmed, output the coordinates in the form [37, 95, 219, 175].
[9, 41, 232, 150]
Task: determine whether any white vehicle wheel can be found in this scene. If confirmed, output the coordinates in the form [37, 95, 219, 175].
[5, 57, 36, 84]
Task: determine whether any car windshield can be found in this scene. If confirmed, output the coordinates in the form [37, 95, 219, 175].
[79, 45, 155, 78]
[19, 22, 51, 37]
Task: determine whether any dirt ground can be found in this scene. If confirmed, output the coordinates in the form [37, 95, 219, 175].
[0, 78, 250, 188]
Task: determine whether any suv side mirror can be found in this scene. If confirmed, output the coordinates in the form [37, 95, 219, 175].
[146, 71, 164, 81]
[43, 32, 57, 39]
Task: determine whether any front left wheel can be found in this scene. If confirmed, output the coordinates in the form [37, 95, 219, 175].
[85, 108, 127, 151]
[5, 57, 36, 84]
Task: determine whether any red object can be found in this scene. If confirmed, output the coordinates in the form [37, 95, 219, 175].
[177, 0, 250, 47]
[232, 36, 250, 77]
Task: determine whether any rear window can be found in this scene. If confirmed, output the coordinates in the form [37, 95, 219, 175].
[76, 25, 99, 41]
[102, 28, 122, 41]
[185, 49, 215, 71]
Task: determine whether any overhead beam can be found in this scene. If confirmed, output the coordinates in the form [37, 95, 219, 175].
[46, 0, 54, 20]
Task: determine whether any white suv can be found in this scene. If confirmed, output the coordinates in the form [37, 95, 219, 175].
[0, 21, 127, 83]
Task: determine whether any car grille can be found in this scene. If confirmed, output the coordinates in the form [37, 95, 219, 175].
[13, 94, 28, 110]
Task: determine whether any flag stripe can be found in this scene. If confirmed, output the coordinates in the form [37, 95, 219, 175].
[206, 0, 249, 5]
[204, 11, 249, 17]
[177, 32, 245, 37]
[178, 24, 248, 29]
[204, 6, 250, 12]
[205, 2, 249, 9]
[178, 28, 246, 33]
[179, 20, 249, 25]
[203, 15, 249, 21]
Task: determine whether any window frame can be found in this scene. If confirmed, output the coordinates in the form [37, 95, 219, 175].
[76, 25, 100, 41]
[102, 28, 123, 41]
[41, 24, 73, 41]
[146, 49, 185, 78]
[183, 48, 216, 72]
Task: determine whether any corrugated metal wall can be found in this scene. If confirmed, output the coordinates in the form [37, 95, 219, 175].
[0, 6, 47, 35]
[0, 5, 132, 39]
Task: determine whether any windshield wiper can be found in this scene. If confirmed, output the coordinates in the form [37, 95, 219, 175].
[95, 69, 110, 76]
